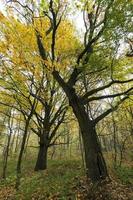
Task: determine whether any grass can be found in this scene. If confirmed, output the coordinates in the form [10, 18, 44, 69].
[0, 155, 133, 200]
[17, 160, 83, 200]
[115, 165, 133, 185]
[0, 158, 84, 200]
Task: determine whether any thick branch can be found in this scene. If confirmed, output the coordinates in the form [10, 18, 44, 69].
[67, 67, 82, 87]
[36, 31, 47, 60]
[52, 70, 67, 92]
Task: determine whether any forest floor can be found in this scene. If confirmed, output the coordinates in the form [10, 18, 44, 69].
[0, 157, 133, 200]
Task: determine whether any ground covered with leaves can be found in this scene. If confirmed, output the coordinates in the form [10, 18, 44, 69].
[75, 177, 133, 200]
[0, 159, 133, 200]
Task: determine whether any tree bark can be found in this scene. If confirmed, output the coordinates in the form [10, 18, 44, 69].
[2, 129, 12, 179]
[79, 128, 85, 170]
[34, 132, 49, 171]
[67, 89, 108, 182]
[34, 142, 48, 171]
[82, 124, 108, 182]
[15, 119, 31, 190]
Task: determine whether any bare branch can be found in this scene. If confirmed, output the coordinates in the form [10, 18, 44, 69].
[84, 87, 133, 104]
[94, 96, 129, 124]
[77, 0, 114, 64]
[82, 78, 133, 101]
[49, 111, 66, 141]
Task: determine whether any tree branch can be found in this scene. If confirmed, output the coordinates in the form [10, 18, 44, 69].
[94, 96, 129, 124]
[49, 111, 66, 141]
[77, 0, 114, 64]
[82, 78, 133, 101]
[83, 87, 133, 104]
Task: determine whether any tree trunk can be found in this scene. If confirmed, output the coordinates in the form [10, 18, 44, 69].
[68, 90, 108, 182]
[2, 129, 12, 179]
[79, 127, 85, 170]
[15, 120, 30, 190]
[52, 71, 108, 182]
[2, 113, 13, 179]
[81, 124, 108, 182]
[34, 141, 48, 171]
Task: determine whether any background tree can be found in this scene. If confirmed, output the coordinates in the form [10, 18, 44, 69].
[0, 13, 69, 174]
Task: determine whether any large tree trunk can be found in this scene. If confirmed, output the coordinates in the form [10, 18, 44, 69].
[52, 71, 108, 182]
[81, 124, 108, 182]
[68, 89, 108, 182]
[34, 140, 48, 171]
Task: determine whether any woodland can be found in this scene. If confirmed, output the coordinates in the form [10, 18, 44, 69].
[0, 0, 133, 199]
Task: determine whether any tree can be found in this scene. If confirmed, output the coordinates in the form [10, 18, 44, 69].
[2, 108, 13, 179]
[30, 74, 67, 171]
[0, 13, 68, 173]
[1, 0, 133, 182]
[36, 0, 133, 182]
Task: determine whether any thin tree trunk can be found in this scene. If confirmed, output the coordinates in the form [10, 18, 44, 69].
[79, 128, 85, 170]
[24, 130, 31, 155]
[10, 132, 16, 156]
[112, 114, 118, 168]
[2, 128, 12, 179]
[15, 120, 30, 189]
[2, 111, 13, 179]
[14, 120, 21, 154]
[119, 137, 128, 167]
[51, 145, 56, 160]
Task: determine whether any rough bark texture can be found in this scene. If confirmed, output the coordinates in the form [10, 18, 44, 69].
[34, 141, 48, 171]
[68, 89, 108, 182]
